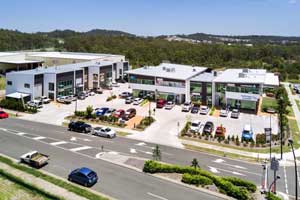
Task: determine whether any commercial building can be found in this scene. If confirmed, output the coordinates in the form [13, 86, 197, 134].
[127, 63, 279, 111]
[6, 59, 129, 101]
[0, 51, 126, 74]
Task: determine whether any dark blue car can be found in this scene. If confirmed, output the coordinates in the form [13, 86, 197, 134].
[95, 107, 109, 116]
[68, 167, 98, 187]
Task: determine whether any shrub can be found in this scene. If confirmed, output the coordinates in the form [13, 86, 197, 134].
[214, 177, 250, 200]
[209, 106, 215, 116]
[0, 98, 26, 112]
[266, 192, 282, 200]
[182, 173, 213, 186]
[86, 106, 93, 118]
[74, 110, 86, 117]
[222, 177, 257, 192]
[180, 121, 191, 136]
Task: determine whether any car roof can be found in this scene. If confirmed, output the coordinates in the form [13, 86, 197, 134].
[244, 124, 251, 131]
[78, 167, 93, 176]
[192, 120, 201, 124]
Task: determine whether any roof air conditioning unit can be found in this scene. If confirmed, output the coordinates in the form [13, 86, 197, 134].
[192, 68, 196, 72]
[238, 73, 245, 78]
[171, 68, 175, 72]
[242, 68, 249, 73]
[162, 67, 166, 70]
[166, 68, 171, 72]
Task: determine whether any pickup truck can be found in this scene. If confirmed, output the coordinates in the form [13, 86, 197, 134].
[20, 151, 49, 168]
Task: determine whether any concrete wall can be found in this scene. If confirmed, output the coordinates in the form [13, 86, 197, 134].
[44, 73, 56, 100]
[6, 73, 35, 99]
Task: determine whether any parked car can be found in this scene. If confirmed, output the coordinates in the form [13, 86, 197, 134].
[27, 100, 43, 108]
[220, 108, 229, 117]
[89, 91, 95, 96]
[156, 99, 166, 108]
[78, 92, 86, 100]
[68, 95, 77, 101]
[20, 151, 49, 168]
[191, 104, 200, 114]
[0, 111, 9, 119]
[68, 167, 98, 187]
[165, 101, 175, 110]
[37, 96, 51, 104]
[104, 108, 116, 117]
[68, 121, 92, 133]
[199, 106, 210, 115]
[57, 96, 72, 104]
[124, 108, 136, 120]
[119, 92, 132, 98]
[95, 107, 109, 116]
[93, 127, 116, 138]
[215, 126, 226, 138]
[242, 124, 253, 141]
[203, 121, 214, 135]
[133, 98, 143, 105]
[92, 87, 103, 94]
[111, 82, 119, 87]
[182, 102, 192, 112]
[125, 96, 134, 104]
[113, 109, 125, 118]
[230, 109, 240, 119]
[190, 120, 201, 133]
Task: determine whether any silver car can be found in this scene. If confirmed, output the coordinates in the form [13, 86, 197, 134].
[93, 127, 116, 138]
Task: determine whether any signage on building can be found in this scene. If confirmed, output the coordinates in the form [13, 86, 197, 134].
[225, 91, 260, 102]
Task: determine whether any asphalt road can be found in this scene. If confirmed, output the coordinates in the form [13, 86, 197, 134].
[0, 118, 296, 199]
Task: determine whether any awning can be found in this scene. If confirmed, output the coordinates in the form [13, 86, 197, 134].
[225, 91, 260, 102]
[6, 92, 30, 99]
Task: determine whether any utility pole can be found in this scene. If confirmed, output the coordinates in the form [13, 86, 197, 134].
[279, 96, 284, 160]
[289, 139, 298, 200]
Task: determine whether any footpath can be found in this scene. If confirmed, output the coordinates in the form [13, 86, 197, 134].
[0, 161, 87, 200]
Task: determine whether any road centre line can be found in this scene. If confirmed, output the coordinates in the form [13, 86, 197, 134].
[33, 136, 46, 140]
[147, 192, 169, 200]
[50, 141, 68, 146]
[70, 146, 92, 152]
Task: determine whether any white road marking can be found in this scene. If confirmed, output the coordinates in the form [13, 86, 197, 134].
[50, 141, 67, 146]
[147, 192, 168, 200]
[108, 151, 119, 155]
[232, 171, 246, 176]
[130, 148, 137, 153]
[70, 146, 92, 152]
[95, 152, 104, 158]
[0, 128, 7, 131]
[213, 159, 247, 170]
[33, 136, 46, 140]
[70, 137, 77, 141]
[283, 165, 289, 195]
[136, 142, 146, 146]
[17, 132, 27, 136]
[208, 166, 219, 173]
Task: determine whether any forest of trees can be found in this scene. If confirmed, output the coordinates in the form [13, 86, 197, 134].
[0, 28, 300, 81]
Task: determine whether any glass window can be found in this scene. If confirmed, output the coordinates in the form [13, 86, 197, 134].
[7, 81, 12, 85]
[206, 83, 212, 95]
[190, 82, 201, 93]
[24, 83, 30, 88]
[48, 83, 54, 91]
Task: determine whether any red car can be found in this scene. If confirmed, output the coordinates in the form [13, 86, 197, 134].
[0, 111, 9, 119]
[156, 99, 166, 108]
[113, 109, 125, 118]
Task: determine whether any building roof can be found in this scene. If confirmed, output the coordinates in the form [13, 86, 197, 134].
[213, 68, 279, 86]
[29, 51, 123, 60]
[7, 60, 114, 75]
[0, 52, 43, 64]
[6, 92, 30, 99]
[191, 72, 215, 82]
[126, 63, 207, 80]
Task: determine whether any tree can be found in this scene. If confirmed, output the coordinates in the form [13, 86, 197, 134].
[191, 158, 200, 169]
[86, 105, 93, 118]
[152, 145, 161, 161]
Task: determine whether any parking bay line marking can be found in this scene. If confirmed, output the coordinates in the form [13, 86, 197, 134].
[70, 146, 92, 152]
[283, 165, 289, 195]
[50, 141, 68, 146]
[33, 136, 46, 140]
[147, 192, 168, 200]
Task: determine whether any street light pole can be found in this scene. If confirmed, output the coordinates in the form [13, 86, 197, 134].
[289, 138, 298, 200]
[279, 97, 284, 160]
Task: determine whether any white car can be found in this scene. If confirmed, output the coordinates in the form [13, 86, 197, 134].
[27, 100, 43, 108]
[133, 98, 143, 105]
[220, 108, 229, 117]
[104, 108, 116, 117]
[165, 101, 175, 110]
[190, 120, 201, 133]
[182, 102, 192, 112]
[89, 91, 95, 96]
[199, 106, 210, 115]
[93, 127, 116, 138]
[39, 96, 51, 104]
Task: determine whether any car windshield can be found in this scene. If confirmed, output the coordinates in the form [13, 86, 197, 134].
[87, 171, 96, 178]
[184, 103, 189, 106]
[94, 127, 101, 130]
[191, 123, 199, 127]
[0, 111, 5, 114]
[105, 128, 111, 132]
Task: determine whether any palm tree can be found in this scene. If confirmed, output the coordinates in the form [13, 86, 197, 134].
[152, 145, 161, 161]
[191, 158, 200, 169]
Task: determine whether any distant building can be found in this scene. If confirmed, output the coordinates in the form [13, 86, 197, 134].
[0, 51, 126, 74]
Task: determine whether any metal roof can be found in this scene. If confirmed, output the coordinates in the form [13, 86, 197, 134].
[126, 63, 207, 80]
[6, 92, 30, 99]
[191, 72, 215, 82]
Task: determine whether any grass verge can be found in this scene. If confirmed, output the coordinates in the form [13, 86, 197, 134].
[0, 155, 109, 200]
[0, 168, 64, 200]
[0, 77, 5, 90]
[117, 131, 131, 137]
[296, 100, 300, 112]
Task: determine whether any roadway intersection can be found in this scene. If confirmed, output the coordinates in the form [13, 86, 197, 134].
[0, 118, 297, 199]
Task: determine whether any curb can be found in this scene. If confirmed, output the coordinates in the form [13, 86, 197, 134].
[0, 153, 116, 200]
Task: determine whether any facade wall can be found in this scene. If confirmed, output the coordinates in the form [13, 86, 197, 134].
[43, 73, 56, 100]
[6, 73, 35, 99]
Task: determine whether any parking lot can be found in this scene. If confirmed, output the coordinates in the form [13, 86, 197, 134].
[20, 83, 278, 147]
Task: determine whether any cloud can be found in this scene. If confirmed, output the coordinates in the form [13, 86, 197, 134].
[288, 0, 297, 4]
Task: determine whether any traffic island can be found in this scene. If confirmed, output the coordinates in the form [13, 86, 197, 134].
[143, 160, 258, 200]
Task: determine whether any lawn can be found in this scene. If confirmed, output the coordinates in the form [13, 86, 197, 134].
[296, 100, 300, 112]
[0, 77, 5, 90]
[261, 97, 277, 112]
[0, 175, 53, 200]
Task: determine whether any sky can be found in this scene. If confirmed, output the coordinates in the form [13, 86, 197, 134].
[0, 0, 299, 36]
